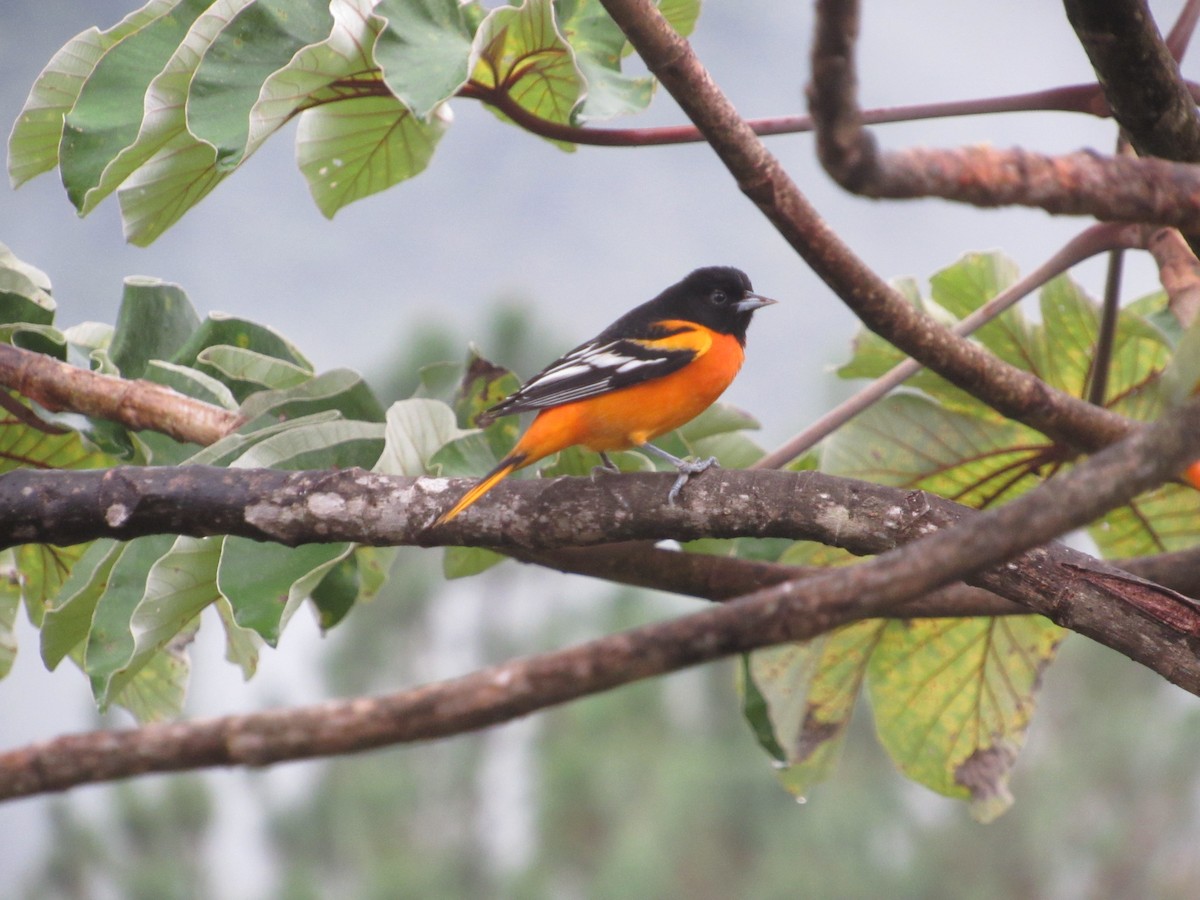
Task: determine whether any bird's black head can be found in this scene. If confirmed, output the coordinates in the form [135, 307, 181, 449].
[655, 266, 776, 345]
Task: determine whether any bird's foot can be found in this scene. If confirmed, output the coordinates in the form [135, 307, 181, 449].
[667, 456, 719, 505]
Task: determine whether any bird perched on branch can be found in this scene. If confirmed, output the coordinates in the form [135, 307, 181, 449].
[434, 266, 776, 525]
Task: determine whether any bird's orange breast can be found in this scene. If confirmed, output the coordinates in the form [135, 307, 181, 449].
[512, 327, 745, 459]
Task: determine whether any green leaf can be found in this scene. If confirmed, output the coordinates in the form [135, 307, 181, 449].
[0, 398, 120, 475]
[470, 0, 584, 145]
[184, 410, 343, 467]
[297, 94, 449, 218]
[82, 534, 180, 706]
[0, 242, 56, 326]
[676, 402, 760, 442]
[239, 368, 385, 428]
[59, 0, 212, 209]
[688, 431, 763, 469]
[375, 0, 473, 118]
[312, 546, 393, 630]
[0, 553, 21, 679]
[442, 545, 506, 579]
[41, 540, 123, 669]
[867, 616, 1065, 822]
[16, 543, 91, 628]
[186, 0, 335, 165]
[558, 0, 653, 122]
[656, 0, 701, 39]
[1090, 483, 1200, 558]
[218, 539, 352, 644]
[94, 536, 222, 705]
[7, 0, 179, 187]
[108, 620, 197, 723]
[143, 360, 238, 409]
[196, 345, 314, 399]
[215, 594, 260, 679]
[109, 276, 201, 378]
[171, 313, 311, 370]
[1160, 310, 1200, 407]
[429, 430, 503, 478]
[93, 0, 264, 241]
[376, 398, 470, 476]
[229, 419, 385, 470]
[309, 553, 363, 631]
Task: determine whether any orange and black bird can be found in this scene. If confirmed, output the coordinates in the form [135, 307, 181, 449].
[434, 266, 776, 525]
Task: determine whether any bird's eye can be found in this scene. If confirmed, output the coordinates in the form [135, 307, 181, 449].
[711, 289, 728, 305]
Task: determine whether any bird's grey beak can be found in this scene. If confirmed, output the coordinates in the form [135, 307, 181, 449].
[735, 292, 778, 313]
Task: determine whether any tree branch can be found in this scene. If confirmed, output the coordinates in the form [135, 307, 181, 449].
[1064, 0, 1200, 163]
[808, 0, 1200, 228]
[0, 344, 242, 446]
[4, 394, 1200, 800]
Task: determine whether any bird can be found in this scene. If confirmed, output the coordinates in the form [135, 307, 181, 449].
[433, 266, 776, 525]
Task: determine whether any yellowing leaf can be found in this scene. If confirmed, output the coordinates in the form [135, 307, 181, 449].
[866, 616, 1065, 822]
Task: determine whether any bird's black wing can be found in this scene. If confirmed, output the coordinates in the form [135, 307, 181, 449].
[481, 328, 701, 420]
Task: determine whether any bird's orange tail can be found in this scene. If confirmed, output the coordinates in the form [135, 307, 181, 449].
[434, 454, 527, 526]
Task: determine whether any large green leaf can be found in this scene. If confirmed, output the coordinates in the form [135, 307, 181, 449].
[238, 368, 385, 429]
[15, 544, 91, 629]
[215, 593, 261, 679]
[59, 0, 213, 209]
[196, 345, 315, 400]
[171, 313, 311, 370]
[87, 0, 259, 234]
[40, 540, 124, 669]
[823, 393, 1045, 508]
[108, 619, 197, 722]
[375, 398, 469, 476]
[7, 0, 181, 187]
[228, 419, 385, 470]
[0, 397, 119, 475]
[218, 539, 352, 644]
[375, 0, 473, 118]
[109, 276, 201, 378]
[90, 536, 222, 706]
[82, 534, 180, 705]
[297, 94, 449, 218]
[186, 0, 335, 164]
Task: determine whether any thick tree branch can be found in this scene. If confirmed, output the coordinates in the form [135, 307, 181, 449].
[1064, 0, 1200, 163]
[4, 395, 1200, 800]
[599, 0, 1135, 453]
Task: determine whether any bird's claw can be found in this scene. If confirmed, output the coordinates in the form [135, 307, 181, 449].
[590, 452, 621, 479]
[667, 456, 719, 505]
